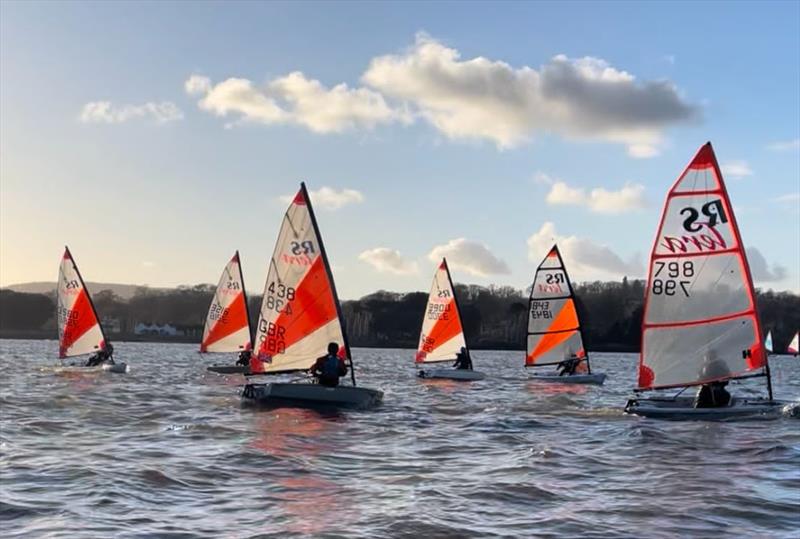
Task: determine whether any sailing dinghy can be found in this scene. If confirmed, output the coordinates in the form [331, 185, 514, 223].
[202, 251, 254, 374]
[242, 183, 383, 409]
[789, 332, 799, 356]
[53, 247, 126, 374]
[415, 259, 485, 381]
[525, 245, 606, 385]
[624, 142, 790, 420]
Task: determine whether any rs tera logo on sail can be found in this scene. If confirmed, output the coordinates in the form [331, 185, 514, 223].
[538, 272, 564, 294]
[661, 199, 730, 254]
[62, 278, 81, 294]
[282, 240, 317, 266]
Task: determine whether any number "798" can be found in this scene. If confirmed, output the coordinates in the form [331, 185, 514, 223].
[652, 261, 694, 297]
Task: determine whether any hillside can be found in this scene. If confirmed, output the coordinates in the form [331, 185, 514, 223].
[3, 281, 169, 300]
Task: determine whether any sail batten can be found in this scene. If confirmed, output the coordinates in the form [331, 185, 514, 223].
[57, 247, 106, 359]
[525, 245, 588, 368]
[201, 251, 252, 353]
[637, 142, 766, 390]
[250, 183, 349, 377]
[416, 259, 467, 363]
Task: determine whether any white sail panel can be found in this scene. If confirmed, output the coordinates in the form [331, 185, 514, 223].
[57, 247, 106, 358]
[638, 143, 765, 389]
[526, 245, 586, 367]
[201, 251, 252, 353]
[789, 332, 799, 354]
[642, 317, 760, 387]
[644, 253, 749, 325]
[416, 259, 466, 363]
[251, 186, 346, 373]
[765, 330, 773, 353]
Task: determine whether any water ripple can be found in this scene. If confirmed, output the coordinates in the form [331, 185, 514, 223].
[1, 340, 799, 538]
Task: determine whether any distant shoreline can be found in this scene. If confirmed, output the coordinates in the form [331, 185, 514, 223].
[0, 330, 639, 353]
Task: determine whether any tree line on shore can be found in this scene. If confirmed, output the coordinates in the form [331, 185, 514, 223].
[1, 280, 798, 352]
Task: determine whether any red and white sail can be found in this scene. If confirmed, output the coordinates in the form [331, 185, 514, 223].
[57, 247, 106, 359]
[638, 142, 765, 390]
[201, 251, 252, 353]
[789, 332, 799, 355]
[250, 183, 348, 373]
[526, 245, 587, 368]
[415, 258, 467, 363]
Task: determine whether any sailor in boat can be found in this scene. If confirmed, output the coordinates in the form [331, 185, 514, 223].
[693, 380, 732, 408]
[236, 350, 251, 367]
[453, 347, 472, 370]
[556, 353, 586, 376]
[310, 342, 348, 387]
[85, 342, 115, 367]
[692, 352, 733, 408]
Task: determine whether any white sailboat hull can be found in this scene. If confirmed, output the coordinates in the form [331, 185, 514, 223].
[50, 362, 128, 374]
[624, 396, 793, 420]
[207, 365, 250, 375]
[241, 382, 383, 410]
[528, 372, 606, 385]
[418, 368, 486, 381]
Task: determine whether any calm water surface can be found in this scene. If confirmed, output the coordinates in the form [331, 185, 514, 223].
[1, 340, 799, 538]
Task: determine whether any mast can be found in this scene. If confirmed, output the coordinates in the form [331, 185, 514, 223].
[704, 144, 772, 401]
[236, 250, 254, 349]
[442, 258, 469, 357]
[301, 182, 357, 387]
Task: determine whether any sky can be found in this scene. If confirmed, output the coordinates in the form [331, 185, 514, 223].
[1, 0, 799, 300]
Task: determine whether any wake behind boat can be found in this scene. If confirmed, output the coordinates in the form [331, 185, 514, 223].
[55, 246, 127, 374]
[200, 251, 254, 375]
[624, 142, 791, 420]
[524, 245, 606, 385]
[242, 182, 383, 409]
[415, 258, 485, 381]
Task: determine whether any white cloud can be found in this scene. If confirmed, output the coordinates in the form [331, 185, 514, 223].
[362, 33, 697, 156]
[766, 138, 800, 152]
[279, 186, 364, 210]
[427, 238, 510, 277]
[746, 247, 787, 282]
[186, 72, 405, 133]
[532, 171, 556, 185]
[79, 101, 183, 124]
[185, 74, 212, 96]
[527, 222, 642, 280]
[358, 248, 418, 275]
[774, 192, 800, 203]
[721, 160, 753, 178]
[545, 181, 646, 214]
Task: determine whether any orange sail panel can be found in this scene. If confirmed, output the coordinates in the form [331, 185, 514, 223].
[201, 251, 252, 353]
[526, 245, 585, 366]
[416, 259, 467, 363]
[637, 142, 765, 390]
[250, 184, 347, 373]
[57, 247, 106, 358]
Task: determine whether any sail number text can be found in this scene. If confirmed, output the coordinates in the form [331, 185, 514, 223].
[258, 320, 286, 355]
[427, 302, 451, 320]
[530, 301, 553, 320]
[652, 261, 694, 297]
[265, 282, 296, 314]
